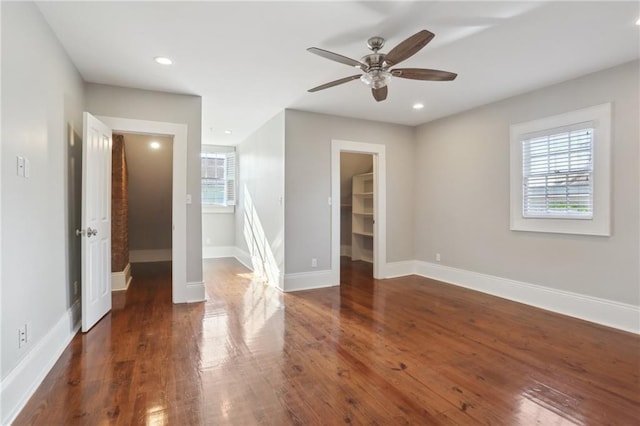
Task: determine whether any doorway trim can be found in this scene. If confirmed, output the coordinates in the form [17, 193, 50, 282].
[331, 140, 387, 282]
[97, 116, 189, 303]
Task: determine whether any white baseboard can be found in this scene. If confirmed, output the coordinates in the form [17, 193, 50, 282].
[233, 248, 253, 271]
[202, 245, 238, 259]
[129, 249, 171, 263]
[284, 269, 337, 292]
[111, 263, 132, 291]
[1, 301, 81, 425]
[405, 260, 640, 334]
[202, 245, 253, 272]
[186, 281, 205, 303]
[383, 260, 416, 279]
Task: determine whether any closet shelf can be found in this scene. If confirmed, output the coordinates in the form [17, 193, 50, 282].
[351, 172, 374, 264]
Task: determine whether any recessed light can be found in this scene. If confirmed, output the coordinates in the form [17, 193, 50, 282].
[413, 103, 424, 110]
[636, 18, 640, 26]
[154, 56, 173, 65]
[150, 141, 160, 149]
[224, 130, 233, 135]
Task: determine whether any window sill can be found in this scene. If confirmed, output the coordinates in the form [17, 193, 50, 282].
[510, 216, 609, 236]
[202, 205, 235, 214]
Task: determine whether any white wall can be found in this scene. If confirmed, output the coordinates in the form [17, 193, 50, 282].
[235, 112, 285, 288]
[203, 214, 235, 247]
[202, 145, 236, 257]
[85, 83, 203, 284]
[414, 60, 639, 306]
[284, 109, 415, 274]
[1, 2, 85, 421]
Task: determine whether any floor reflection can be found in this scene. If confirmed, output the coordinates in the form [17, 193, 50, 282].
[12, 258, 640, 425]
[516, 382, 585, 425]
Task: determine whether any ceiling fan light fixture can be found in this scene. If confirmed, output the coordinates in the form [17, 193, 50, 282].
[360, 70, 392, 89]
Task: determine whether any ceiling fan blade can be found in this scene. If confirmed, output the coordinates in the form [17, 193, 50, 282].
[384, 30, 435, 66]
[372, 86, 388, 102]
[308, 74, 362, 93]
[391, 68, 457, 81]
[307, 47, 366, 69]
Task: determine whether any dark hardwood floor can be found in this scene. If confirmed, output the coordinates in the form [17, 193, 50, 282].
[13, 258, 640, 425]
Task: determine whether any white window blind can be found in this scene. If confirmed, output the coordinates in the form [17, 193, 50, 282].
[201, 150, 236, 207]
[224, 151, 236, 206]
[521, 123, 593, 219]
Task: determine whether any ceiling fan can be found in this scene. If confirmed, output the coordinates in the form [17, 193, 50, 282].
[307, 30, 457, 102]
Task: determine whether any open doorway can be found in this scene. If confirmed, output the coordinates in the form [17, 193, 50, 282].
[111, 133, 173, 295]
[66, 125, 82, 307]
[340, 153, 374, 278]
[331, 140, 387, 283]
[69, 114, 193, 332]
[97, 116, 193, 304]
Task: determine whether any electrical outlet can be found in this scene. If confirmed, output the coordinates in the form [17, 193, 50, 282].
[436, 253, 441, 262]
[311, 258, 318, 268]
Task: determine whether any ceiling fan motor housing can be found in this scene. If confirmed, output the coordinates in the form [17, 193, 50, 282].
[361, 53, 386, 70]
[367, 36, 385, 52]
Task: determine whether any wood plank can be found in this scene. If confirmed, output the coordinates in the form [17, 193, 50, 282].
[13, 259, 640, 425]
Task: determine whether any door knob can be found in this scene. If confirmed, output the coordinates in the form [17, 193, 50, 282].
[77, 228, 98, 237]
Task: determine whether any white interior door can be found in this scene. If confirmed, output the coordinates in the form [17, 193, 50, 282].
[81, 112, 112, 332]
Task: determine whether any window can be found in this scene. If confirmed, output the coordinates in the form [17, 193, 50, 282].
[522, 125, 593, 219]
[201, 148, 236, 213]
[510, 103, 611, 236]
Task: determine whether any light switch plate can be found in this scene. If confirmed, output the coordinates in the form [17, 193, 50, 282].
[16, 156, 25, 177]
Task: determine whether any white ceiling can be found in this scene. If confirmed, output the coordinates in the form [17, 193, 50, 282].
[36, 1, 639, 145]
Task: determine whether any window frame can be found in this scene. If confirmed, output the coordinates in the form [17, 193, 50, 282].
[201, 147, 236, 214]
[509, 103, 611, 236]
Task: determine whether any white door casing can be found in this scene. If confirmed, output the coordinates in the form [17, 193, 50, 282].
[331, 140, 387, 281]
[96, 116, 190, 303]
[81, 112, 112, 332]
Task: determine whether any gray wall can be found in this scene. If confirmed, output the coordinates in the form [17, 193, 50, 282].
[124, 133, 173, 251]
[284, 109, 415, 274]
[1, 0, 84, 380]
[340, 152, 373, 205]
[235, 112, 286, 288]
[85, 83, 203, 283]
[414, 60, 639, 305]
